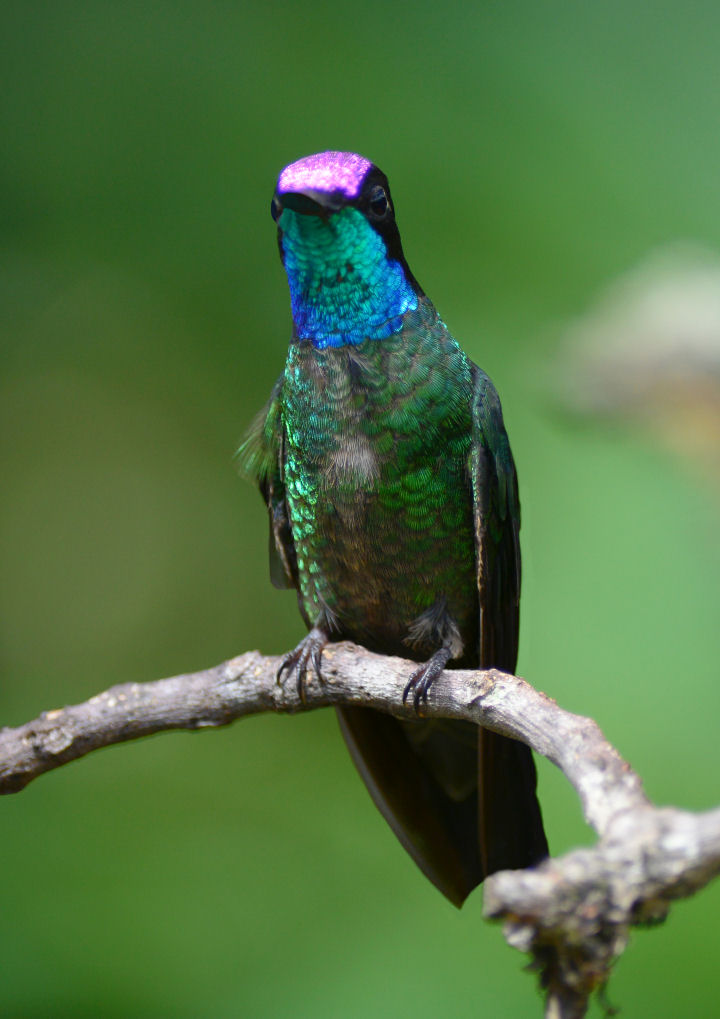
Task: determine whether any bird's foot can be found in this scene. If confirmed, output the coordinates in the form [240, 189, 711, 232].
[277, 627, 328, 704]
[402, 646, 453, 713]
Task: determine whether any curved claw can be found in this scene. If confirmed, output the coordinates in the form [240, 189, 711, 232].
[402, 647, 453, 713]
[277, 627, 328, 704]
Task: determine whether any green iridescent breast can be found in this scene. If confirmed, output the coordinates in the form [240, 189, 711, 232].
[280, 300, 478, 656]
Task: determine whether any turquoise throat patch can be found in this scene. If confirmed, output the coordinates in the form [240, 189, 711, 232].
[279, 207, 417, 349]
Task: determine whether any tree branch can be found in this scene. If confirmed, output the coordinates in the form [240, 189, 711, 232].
[2, 642, 718, 1017]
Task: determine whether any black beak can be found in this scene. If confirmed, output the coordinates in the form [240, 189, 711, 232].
[273, 189, 345, 219]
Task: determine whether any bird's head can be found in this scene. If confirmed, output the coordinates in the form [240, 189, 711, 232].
[272, 151, 422, 349]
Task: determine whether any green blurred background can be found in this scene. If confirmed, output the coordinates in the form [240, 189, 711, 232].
[2, 2, 719, 1015]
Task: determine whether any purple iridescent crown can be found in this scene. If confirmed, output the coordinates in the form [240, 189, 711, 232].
[277, 151, 373, 201]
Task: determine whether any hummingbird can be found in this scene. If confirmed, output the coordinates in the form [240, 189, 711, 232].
[240, 151, 548, 906]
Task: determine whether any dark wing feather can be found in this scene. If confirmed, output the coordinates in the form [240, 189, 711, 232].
[237, 375, 298, 591]
[470, 366, 548, 874]
[469, 366, 521, 669]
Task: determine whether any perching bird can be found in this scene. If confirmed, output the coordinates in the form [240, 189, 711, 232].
[240, 151, 548, 906]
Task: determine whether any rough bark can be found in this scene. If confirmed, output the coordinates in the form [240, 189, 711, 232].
[2, 642, 718, 1016]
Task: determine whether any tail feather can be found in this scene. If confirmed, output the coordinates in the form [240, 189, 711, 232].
[336, 706, 481, 907]
[478, 728, 548, 876]
[336, 706, 547, 906]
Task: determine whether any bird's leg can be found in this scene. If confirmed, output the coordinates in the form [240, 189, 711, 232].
[402, 646, 453, 712]
[277, 626, 329, 704]
[402, 598, 463, 712]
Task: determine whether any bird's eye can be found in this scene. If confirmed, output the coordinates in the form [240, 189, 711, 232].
[368, 186, 389, 219]
[271, 197, 282, 222]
